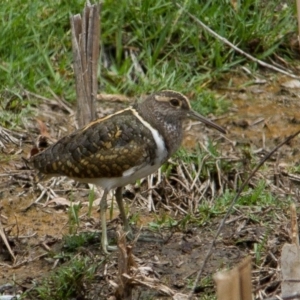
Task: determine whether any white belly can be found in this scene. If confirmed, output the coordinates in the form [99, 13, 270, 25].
[79, 162, 162, 190]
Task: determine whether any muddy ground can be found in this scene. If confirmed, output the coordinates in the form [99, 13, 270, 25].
[1, 71, 300, 299]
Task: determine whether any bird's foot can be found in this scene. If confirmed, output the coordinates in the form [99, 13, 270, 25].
[125, 228, 134, 241]
[136, 232, 164, 244]
[102, 243, 118, 254]
[126, 229, 164, 244]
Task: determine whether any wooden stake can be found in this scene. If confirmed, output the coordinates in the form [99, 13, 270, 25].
[70, 2, 101, 128]
[281, 203, 300, 297]
[214, 256, 252, 300]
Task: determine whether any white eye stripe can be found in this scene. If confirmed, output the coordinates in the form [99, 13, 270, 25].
[154, 95, 170, 102]
[154, 90, 191, 109]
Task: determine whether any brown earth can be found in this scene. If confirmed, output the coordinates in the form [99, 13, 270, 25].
[1, 72, 300, 299]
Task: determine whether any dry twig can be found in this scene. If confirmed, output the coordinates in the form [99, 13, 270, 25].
[0, 218, 15, 262]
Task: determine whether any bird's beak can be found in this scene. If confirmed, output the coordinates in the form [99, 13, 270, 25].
[188, 110, 226, 134]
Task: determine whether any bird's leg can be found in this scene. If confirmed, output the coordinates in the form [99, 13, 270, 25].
[115, 186, 133, 240]
[115, 188, 163, 244]
[115, 187, 165, 246]
[99, 188, 117, 253]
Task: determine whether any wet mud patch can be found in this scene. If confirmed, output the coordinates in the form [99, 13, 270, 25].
[216, 73, 300, 153]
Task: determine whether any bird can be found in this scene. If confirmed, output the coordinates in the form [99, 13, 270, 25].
[29, 90, 226, 253]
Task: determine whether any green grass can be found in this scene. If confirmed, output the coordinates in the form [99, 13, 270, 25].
[196, 181, 289, 227]
[22, 234, 101, 299]
[174, 141, 231, 177]
[62, 232, 99, 252]
[149, 212, 178, 230]
[1, 0, 297, 106]
[191, 91, 230, 116]
[100, 0, 297, 95]
[24, 256, 101, 300]
[0, 0, 84, 100]
[67, 197, 82, 234]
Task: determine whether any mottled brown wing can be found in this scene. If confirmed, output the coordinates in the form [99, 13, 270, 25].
[30, 110, 157, 179]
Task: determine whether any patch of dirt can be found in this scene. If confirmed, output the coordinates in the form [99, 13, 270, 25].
[1, 73, 300, 299]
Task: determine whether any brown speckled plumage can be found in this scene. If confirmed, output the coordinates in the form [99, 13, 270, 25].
[29, 90, 226, 253]
[31, 109, 158, 179]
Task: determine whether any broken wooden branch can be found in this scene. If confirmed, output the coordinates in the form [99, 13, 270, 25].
[281, 203, 300, 298]
[214, 256, 252, 300]
[70, 2, 101, 127]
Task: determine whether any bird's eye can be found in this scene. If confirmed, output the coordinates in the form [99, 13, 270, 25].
[170, 98, 181, 107]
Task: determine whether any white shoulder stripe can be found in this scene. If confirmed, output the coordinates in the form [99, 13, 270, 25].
[130, 108, 168, 164]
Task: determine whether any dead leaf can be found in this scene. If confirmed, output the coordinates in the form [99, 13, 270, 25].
[36, 119, 51, 137]
[281, 79, 300, 89]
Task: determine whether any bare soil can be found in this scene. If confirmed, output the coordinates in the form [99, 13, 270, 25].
[1, 72, 300, 299]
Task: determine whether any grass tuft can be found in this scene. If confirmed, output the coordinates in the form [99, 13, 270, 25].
[24, 257, 100, 300]
[1, 0, 297, 102]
